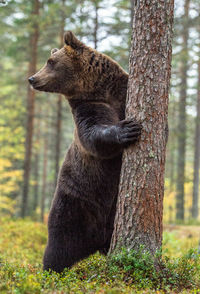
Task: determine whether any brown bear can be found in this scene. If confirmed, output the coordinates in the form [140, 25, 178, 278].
[29, 31, 141, 273]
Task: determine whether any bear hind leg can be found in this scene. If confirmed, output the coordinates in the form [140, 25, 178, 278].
[43, 196, 103, 273]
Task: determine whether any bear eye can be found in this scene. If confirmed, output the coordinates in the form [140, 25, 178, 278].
[47, 59, 55, 67]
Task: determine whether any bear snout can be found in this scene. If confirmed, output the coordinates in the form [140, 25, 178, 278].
[28, 76, 35, 85]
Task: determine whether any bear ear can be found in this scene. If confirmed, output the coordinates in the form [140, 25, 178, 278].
[51, 48, 59, 55]
[64, 31, 83, 50]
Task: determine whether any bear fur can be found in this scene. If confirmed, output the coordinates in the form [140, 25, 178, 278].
[29, 31, 141, 273]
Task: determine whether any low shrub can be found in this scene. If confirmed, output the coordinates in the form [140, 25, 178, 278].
[0, 218, 200, 293]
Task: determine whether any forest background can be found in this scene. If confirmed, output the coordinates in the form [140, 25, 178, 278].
[0, 0, 200, 224]
[1, 0, 200, 293]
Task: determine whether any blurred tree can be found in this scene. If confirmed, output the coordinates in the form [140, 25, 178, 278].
[0, 1, 27, 203]
[104, 0, 131, 71]
[93, 0, 99, 49]
[192, 20, 200, 219]
[21, 0, 40, 217]
[176, 0, 190, 221]
[76, 0, 103, 49]
[54, 0, 66, 188]
[41, 130, 48, 222]
[32, 112, 41, 212]
[28, 0, 78, 214]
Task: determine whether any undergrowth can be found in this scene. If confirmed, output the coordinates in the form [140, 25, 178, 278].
[0, 217, 200, 293]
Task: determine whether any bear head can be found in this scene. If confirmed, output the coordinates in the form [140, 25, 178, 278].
[28, 31, 124, 98]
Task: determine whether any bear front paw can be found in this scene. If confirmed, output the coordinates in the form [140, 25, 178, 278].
[116, 119, 142, 147]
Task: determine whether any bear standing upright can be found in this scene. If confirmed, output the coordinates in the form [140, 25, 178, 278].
[29, 31, 141, 273]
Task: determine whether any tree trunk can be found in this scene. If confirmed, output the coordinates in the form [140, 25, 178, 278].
[110, 0, 174, 254]
[94, 1, 99, 49]
[176, 0, 190, 221]
[130, 0, 134, 28]
[169, 145, 175, 192]
[21, 0, 40, 218]
[54, 0, 65, 187]
[33, 117, 41, 212]
[169, 101, 177, 192]
[192, 34, 200, 219]
[41, 135, 48, 222]
[55, 95, 62, 186]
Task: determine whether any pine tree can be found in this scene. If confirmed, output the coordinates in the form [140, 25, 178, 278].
[21, 0, 40, 217]
[176, 0, 190, 221]
[192, 12, 200, 219]
[110, 0, 174, 253]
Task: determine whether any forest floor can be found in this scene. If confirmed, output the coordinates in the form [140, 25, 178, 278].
[0, 218, 200, 293]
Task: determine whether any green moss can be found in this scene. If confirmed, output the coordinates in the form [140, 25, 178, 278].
[0, 218, 200, 293]
[149, 150, 155, 158]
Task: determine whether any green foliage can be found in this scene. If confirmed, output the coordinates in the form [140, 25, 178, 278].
[0, 59, 25, 200]
[0, 196, 16, 216]
[108, 246, 200, 292]
[163, 228, 200, 258]
[0, 218, 200, 293]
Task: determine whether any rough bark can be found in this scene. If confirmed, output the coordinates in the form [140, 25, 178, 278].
[192, 38, 200, 219]
[21, 0, 39, 217]
[176, 0, 190, 221]
[110, 0, 174, 254]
